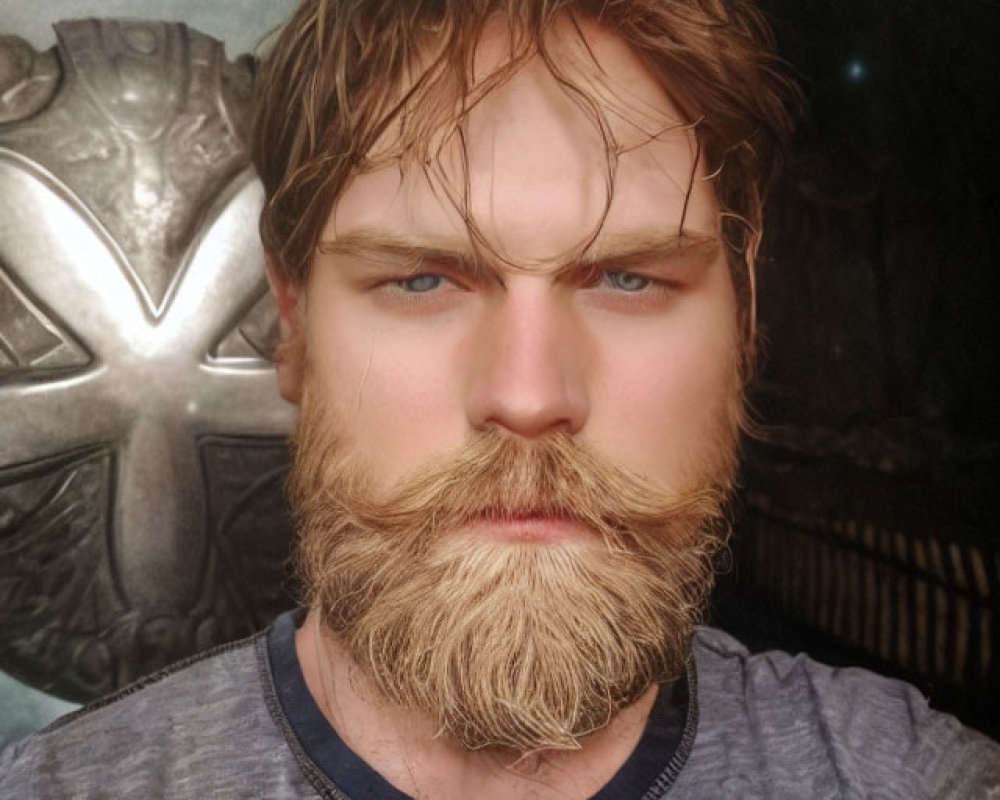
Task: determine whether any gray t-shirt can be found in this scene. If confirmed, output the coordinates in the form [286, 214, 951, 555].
[2, 610, 998, 798]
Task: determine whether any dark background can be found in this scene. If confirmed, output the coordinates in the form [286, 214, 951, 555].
[759, 0, 999, 438]
[714, 0, 1000, 739]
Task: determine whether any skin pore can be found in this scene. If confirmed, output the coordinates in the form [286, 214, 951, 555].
[269, 15, 742, 800]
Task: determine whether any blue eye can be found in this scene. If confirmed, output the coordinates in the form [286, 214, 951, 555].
[398, 274, 443, 292]
[605, 272, 651, 292]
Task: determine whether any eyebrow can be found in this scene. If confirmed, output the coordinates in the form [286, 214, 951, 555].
[318, 230, 470, 262]
[572, 229, 722, 278]
[316, 227, 722, 282]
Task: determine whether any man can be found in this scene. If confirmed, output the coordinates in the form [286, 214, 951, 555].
[2, 0, 998, 797]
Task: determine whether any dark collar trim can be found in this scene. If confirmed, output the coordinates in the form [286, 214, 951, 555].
[639, 652, 699, 800]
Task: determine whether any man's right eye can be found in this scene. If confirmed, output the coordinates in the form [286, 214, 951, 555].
[396, 274, 443, 293]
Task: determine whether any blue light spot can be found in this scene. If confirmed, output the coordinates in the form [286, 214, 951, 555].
[846, 59, 867, 83]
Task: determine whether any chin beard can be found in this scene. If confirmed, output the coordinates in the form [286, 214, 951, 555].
[290, 382, 738, 755]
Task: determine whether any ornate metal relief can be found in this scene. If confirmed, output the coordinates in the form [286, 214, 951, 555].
[0, 21, 296, 702]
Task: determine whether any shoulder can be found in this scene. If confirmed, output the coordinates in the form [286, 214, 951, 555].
[0, 632, 310, 799]
[681, 627, 1000, 799]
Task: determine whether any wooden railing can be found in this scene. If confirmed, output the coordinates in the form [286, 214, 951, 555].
[718, 443, 999, 739]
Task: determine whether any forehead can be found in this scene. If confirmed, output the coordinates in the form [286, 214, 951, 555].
[325, 15, 718, 266]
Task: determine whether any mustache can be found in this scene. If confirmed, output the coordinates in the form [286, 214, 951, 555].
[292, 422, 731, 553]
[290, 391, 735, 752]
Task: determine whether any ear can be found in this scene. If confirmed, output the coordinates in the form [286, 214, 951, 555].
[266, 256, 307, 405]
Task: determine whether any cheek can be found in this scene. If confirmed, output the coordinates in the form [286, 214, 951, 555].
[305, 312, 468, 487]
[588, 309, 740, 489]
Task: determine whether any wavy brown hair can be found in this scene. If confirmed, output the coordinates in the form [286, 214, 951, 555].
[252, 0, 800, 373]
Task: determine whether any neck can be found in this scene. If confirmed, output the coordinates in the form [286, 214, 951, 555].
[295, 608, 659, 800]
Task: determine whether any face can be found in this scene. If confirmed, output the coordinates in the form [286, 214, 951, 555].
[271, 18, 745, 753]
[274, 19, 743, 521]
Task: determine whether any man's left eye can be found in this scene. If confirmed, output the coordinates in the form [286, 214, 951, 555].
[397, 274, 443, 292]
[604, 272, 651, 292]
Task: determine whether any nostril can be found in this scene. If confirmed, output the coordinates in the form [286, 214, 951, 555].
[470, 381, 587, 438]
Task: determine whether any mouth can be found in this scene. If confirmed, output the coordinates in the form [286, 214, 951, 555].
[461, 510, 598, 544]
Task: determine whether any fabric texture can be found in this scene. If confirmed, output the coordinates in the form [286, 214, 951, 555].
[1, 611, 997, 799]
[263, 609, 690, 799]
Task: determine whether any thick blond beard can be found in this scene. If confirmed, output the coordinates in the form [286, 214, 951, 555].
[290, 376, 740, 755]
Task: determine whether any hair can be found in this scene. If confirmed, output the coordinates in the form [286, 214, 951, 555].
[252, 0, 801, 375]
[289, 371, 737, 751]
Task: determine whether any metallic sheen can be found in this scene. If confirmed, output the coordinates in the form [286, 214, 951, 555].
[0, 21, 296, 702]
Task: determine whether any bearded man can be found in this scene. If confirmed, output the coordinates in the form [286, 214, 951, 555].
[2, 0, 998, 797]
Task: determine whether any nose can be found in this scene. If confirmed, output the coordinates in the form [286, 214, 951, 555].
[466, 282, 589, 437]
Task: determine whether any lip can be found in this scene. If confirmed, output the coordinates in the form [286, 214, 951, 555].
[462, 513, 596, 544]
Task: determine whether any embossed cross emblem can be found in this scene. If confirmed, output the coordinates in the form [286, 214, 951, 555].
[0, 152, 295, 615]
[0, 19, 299, 701]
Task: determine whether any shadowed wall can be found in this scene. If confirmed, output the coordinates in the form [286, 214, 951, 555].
[717, 0, 1000, 740]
